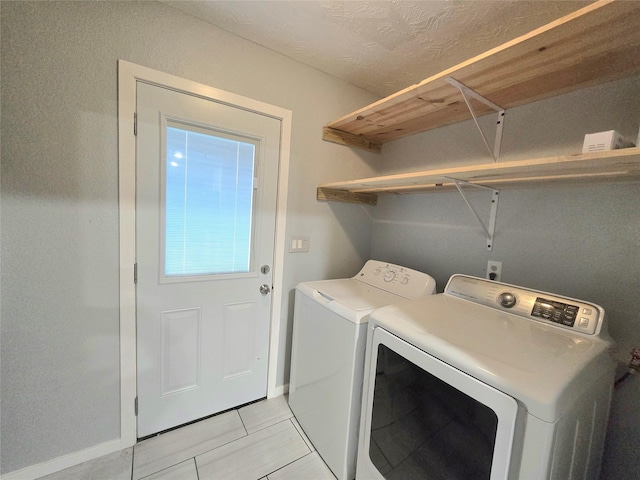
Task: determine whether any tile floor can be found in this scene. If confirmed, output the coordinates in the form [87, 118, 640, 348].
[38, 396, 336, 480]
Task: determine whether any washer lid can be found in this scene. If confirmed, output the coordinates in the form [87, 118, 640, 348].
[297, 278, 403, 324]
[369, 294, 615, 422]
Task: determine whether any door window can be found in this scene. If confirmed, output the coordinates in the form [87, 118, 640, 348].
[163, 121, 257, 278]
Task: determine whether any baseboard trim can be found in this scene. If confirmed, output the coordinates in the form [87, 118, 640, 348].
[2, 387, 290, 479]
[1, 438, 125, 480]
[271, 383, 289, 397]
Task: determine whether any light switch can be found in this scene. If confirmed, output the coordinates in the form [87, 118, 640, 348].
[289, 235, 310, 253]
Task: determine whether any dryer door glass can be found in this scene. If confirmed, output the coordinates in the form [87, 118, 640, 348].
[370, 344, 497, 478]
[362, 328, 518, 480]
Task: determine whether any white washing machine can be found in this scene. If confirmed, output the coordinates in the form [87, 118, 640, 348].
[288, 260, 437, 480]
[357, 274, 617, 480]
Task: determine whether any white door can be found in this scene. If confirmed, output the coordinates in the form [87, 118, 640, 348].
[135, 81, 280, 437]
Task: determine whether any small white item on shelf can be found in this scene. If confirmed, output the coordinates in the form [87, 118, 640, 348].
[582, 130, 635, 153]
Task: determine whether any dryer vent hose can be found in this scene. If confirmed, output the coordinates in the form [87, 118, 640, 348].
[614, 348, 640, 389]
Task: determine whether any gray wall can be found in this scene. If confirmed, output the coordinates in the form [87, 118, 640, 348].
[0, 1, 379, 474]
[371, 76, 640, 479]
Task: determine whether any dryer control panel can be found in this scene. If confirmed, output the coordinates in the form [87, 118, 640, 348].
[531, 297, 580, 327]
[445, 274, 605, 336]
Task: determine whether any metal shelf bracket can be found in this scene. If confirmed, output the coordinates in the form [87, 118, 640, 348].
[445, 77, 506, 162]
[446, 177, 500, 251]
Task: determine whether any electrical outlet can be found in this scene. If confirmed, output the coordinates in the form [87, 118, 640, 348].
[487, 260, 502, 282]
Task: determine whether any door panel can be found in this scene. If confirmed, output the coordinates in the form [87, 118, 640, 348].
[160, 307, 201, 395]
[136, 82, 280, 437]
[223, 301, 257, 378]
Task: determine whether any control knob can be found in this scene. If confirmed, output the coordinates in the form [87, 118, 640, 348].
[498, 292, 517, 308]
[383, 270, 397, 283]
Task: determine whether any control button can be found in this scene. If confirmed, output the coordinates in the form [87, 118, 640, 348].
[383, 271, 397, 283]
[498, 292, 517, 308]
[583, 308, 592, 315]
[579, 317, 590, 328]
[400, 277, 409, 285]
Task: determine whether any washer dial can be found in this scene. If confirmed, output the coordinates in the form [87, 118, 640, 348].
[383, 270, 397, 282]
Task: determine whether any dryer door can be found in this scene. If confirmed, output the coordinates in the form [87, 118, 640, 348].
[357, 327, 518, 480]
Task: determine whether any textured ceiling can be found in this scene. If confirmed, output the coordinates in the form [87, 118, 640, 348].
[161, 0, 590, 97]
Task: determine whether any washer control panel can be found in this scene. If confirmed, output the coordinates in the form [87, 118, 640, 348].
[445, 275, 605, 335]
[356, 260, 436, 299]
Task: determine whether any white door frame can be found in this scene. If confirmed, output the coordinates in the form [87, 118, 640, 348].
[117, 60, 291, 447]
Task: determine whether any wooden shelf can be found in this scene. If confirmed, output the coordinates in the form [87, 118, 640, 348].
[317, 148, 640, 205]
[323, 0, 640, 152]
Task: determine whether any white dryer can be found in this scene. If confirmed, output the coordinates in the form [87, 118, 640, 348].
[357, 274, 616, 480]
[288, 260, 436, 480]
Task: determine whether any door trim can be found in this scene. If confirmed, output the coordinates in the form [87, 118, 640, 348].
[117, 60, 291, 447]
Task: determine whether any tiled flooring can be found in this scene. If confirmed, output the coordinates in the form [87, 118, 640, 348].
[38, 396, 336, 480]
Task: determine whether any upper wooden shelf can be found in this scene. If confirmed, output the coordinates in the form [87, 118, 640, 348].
[317, 148, 640, 205]
[322, 0, 640, 152]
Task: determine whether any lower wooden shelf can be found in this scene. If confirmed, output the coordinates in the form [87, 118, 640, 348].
[317, 148, 640, 205]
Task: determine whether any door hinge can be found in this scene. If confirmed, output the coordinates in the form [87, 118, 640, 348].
[133, 112, 137, 136]
[134, 396, 138, 416]
[134, 263, 137, 284]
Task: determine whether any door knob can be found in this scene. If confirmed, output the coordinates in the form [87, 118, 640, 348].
[260, 284, 271, 295]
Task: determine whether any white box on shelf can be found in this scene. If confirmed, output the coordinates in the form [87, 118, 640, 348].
[582, 130, 635, 153]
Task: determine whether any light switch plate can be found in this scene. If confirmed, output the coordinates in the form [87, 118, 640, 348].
[289, 235, 310, 253]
